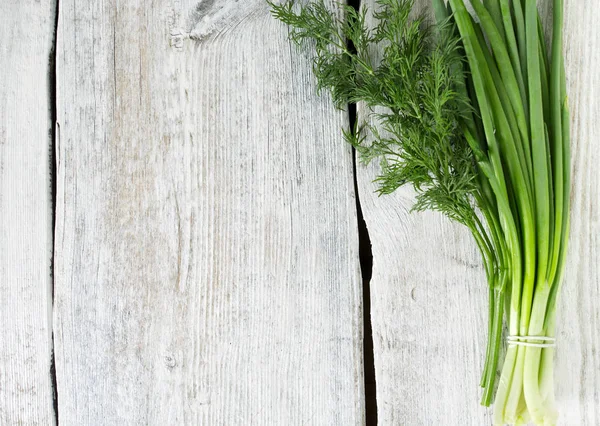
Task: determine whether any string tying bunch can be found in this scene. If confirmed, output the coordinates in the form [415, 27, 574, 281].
[507, 336, 556, 348]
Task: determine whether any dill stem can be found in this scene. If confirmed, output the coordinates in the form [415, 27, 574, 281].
[321, 33, 374, 77]
[472, 215, 495, 270]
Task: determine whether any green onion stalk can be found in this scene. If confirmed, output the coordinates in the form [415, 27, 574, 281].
[444, 0, 570, 423]
[269, 0, 570, 424]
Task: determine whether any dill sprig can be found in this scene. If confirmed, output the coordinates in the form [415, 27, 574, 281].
[270, 0, 480, 228]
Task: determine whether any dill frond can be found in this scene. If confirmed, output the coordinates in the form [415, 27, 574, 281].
[270, 0, 480, 227]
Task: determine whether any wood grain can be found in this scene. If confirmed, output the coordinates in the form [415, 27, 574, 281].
[54, 0, 364, 424]
[357, 0, 600, 424]
[554, 2, 600, 424]
[0, 1, 57, 425]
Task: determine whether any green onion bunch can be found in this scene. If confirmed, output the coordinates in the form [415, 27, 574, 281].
[269, 0, 570, 424]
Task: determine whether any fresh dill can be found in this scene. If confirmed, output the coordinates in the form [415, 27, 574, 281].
[270, 0, 480, 228]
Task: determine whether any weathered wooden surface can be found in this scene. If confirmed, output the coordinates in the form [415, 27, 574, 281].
[553, 2, 600, 424]
[357, 0, 600, 424]
[3, 0, 597, 424]
[0, 1, 57, 425]
[53, 0, 364, 424]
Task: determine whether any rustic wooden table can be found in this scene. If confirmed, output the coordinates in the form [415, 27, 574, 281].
[1, 0, 597, 425]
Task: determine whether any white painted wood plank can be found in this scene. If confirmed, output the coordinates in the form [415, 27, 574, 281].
[54, 1, 364, 424]
[0, 1, 57, 425]
[357, 0, 600, 424]
[554, 2, 600, 423]
[358, 184, 492, 424]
